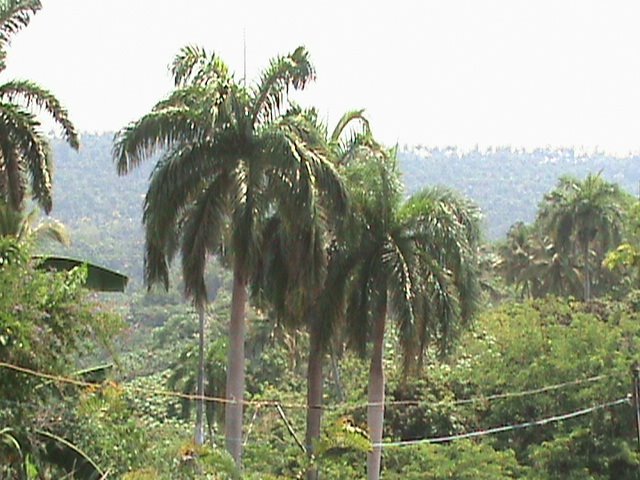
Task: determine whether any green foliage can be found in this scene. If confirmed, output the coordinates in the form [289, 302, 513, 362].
[316, 417, 372, 457]
[384, 441, 526, 479]
[0, 239, 118, 397]
[399, 146, 640, 240]
[0, 0, 78, 213]
[0, 239, 123, 478]
[497, 174, 634, 300]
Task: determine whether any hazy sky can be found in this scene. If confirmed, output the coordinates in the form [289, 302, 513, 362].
[6, 0, 640, 153]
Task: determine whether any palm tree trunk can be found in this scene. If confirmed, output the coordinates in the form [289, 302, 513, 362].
[305, 316, 323, 480]
[367, 296, 387, 480]
[195, 303, 206, 445]
[225, 265, 248, 465]
[583, 243, 591, 301]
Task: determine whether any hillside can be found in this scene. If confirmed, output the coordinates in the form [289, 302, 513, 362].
[399, 146, 640, 239]
[46, 134, 640, 286]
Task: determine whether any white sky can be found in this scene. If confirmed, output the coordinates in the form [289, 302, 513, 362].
[5, 0, 640, 153]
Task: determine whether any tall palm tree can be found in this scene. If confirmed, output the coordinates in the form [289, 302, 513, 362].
[402, 187, 481, 365]
[344, 151, 481, 480]
[537, 174, 625, 300]
[114, 46, 343, 464]
[0, 0, 79, 213]
[252, 110, 376, 480]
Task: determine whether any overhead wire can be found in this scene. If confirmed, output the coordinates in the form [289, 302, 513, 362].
[1, 361, 631, 453]
[0, 361, 615, 411]
[377, 397, 630, 448]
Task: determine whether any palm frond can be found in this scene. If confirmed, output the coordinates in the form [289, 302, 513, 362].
[181, 171, 230, 307]
[113, 107, 204, 175]
[251, 214, 288, 316]
[329, 109, 370, 143]
[31, 217, 70, 245]
[0, 101, 51, 211]
[144, 237, 170, 291]
[0, 0, 40, 70]
[262, 114, 348, 219]
[0, 79, 79, 149]
[0, 0, 39, 41]
[250, 46, 315, 127]
[170, 45, 230, 87]
[143, 140, 224, 259]
[0, 122, 24, 210]
[345, 245, 379, 356]
[314, 246, 358, 347]
[0, 198, 21, 235]
[383, 235, 415, 349]
[230, 158, 270, 277]
[25, 132, 52, 212]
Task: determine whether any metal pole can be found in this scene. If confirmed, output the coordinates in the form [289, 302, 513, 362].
[242, 28, 247, 86]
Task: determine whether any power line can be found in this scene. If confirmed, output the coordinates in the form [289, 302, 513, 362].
[1, 361, 632, 457]
[0, 361, 614, 411]
[377, 397, 630, 448]
[381, 374, 610, 408]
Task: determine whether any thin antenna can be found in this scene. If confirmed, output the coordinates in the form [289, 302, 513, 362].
[243, 28, 247, 85]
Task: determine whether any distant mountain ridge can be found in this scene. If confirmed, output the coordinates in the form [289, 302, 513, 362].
[398, 146, 640, 239]
[46, 134, 640, 286]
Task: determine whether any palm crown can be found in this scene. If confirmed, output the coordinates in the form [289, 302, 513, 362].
[0, 0, 78, 214]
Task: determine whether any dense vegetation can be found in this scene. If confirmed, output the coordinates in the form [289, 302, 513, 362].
[3, 1, 640, 479]
[41, 136, 640, 289]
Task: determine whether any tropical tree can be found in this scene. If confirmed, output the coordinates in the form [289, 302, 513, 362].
[252, 109, 372, 480]
[114, 45, 344, 464]
[497, 223, 582, 300]
[497, 221, 536, 298]
[343, 150, 481, 480]
[0, 0, 78, 213]
[537, 174, 627, 300]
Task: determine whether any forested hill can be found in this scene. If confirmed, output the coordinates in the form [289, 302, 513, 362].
[47, 133, 640, 285]
[49, 133, 154, 287]
[399, 146, 640, 239]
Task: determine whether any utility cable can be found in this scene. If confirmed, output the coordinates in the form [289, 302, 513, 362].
[380, 374, 610, 408]
[377, 397, 629, 448]
[0, 361, 615, 411]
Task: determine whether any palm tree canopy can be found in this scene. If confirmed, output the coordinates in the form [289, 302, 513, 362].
[251, 109, 378, 340]
[0, 0, 79, 213]
[341, 148, 482, 362]
[113, 45, 345, 309]
[538, 173, 626, 255]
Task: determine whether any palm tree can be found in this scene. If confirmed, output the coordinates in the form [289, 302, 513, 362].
[402, 187, 482, 365]
[497, 223, 581, 299]
[0, 0, 78, 213]
[114, 45, 343, 464]
[343, 151, 481, 480]
[537, 174, 626, 300]
[497, 221, 536, 298]
[252, 110, 378, 479]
